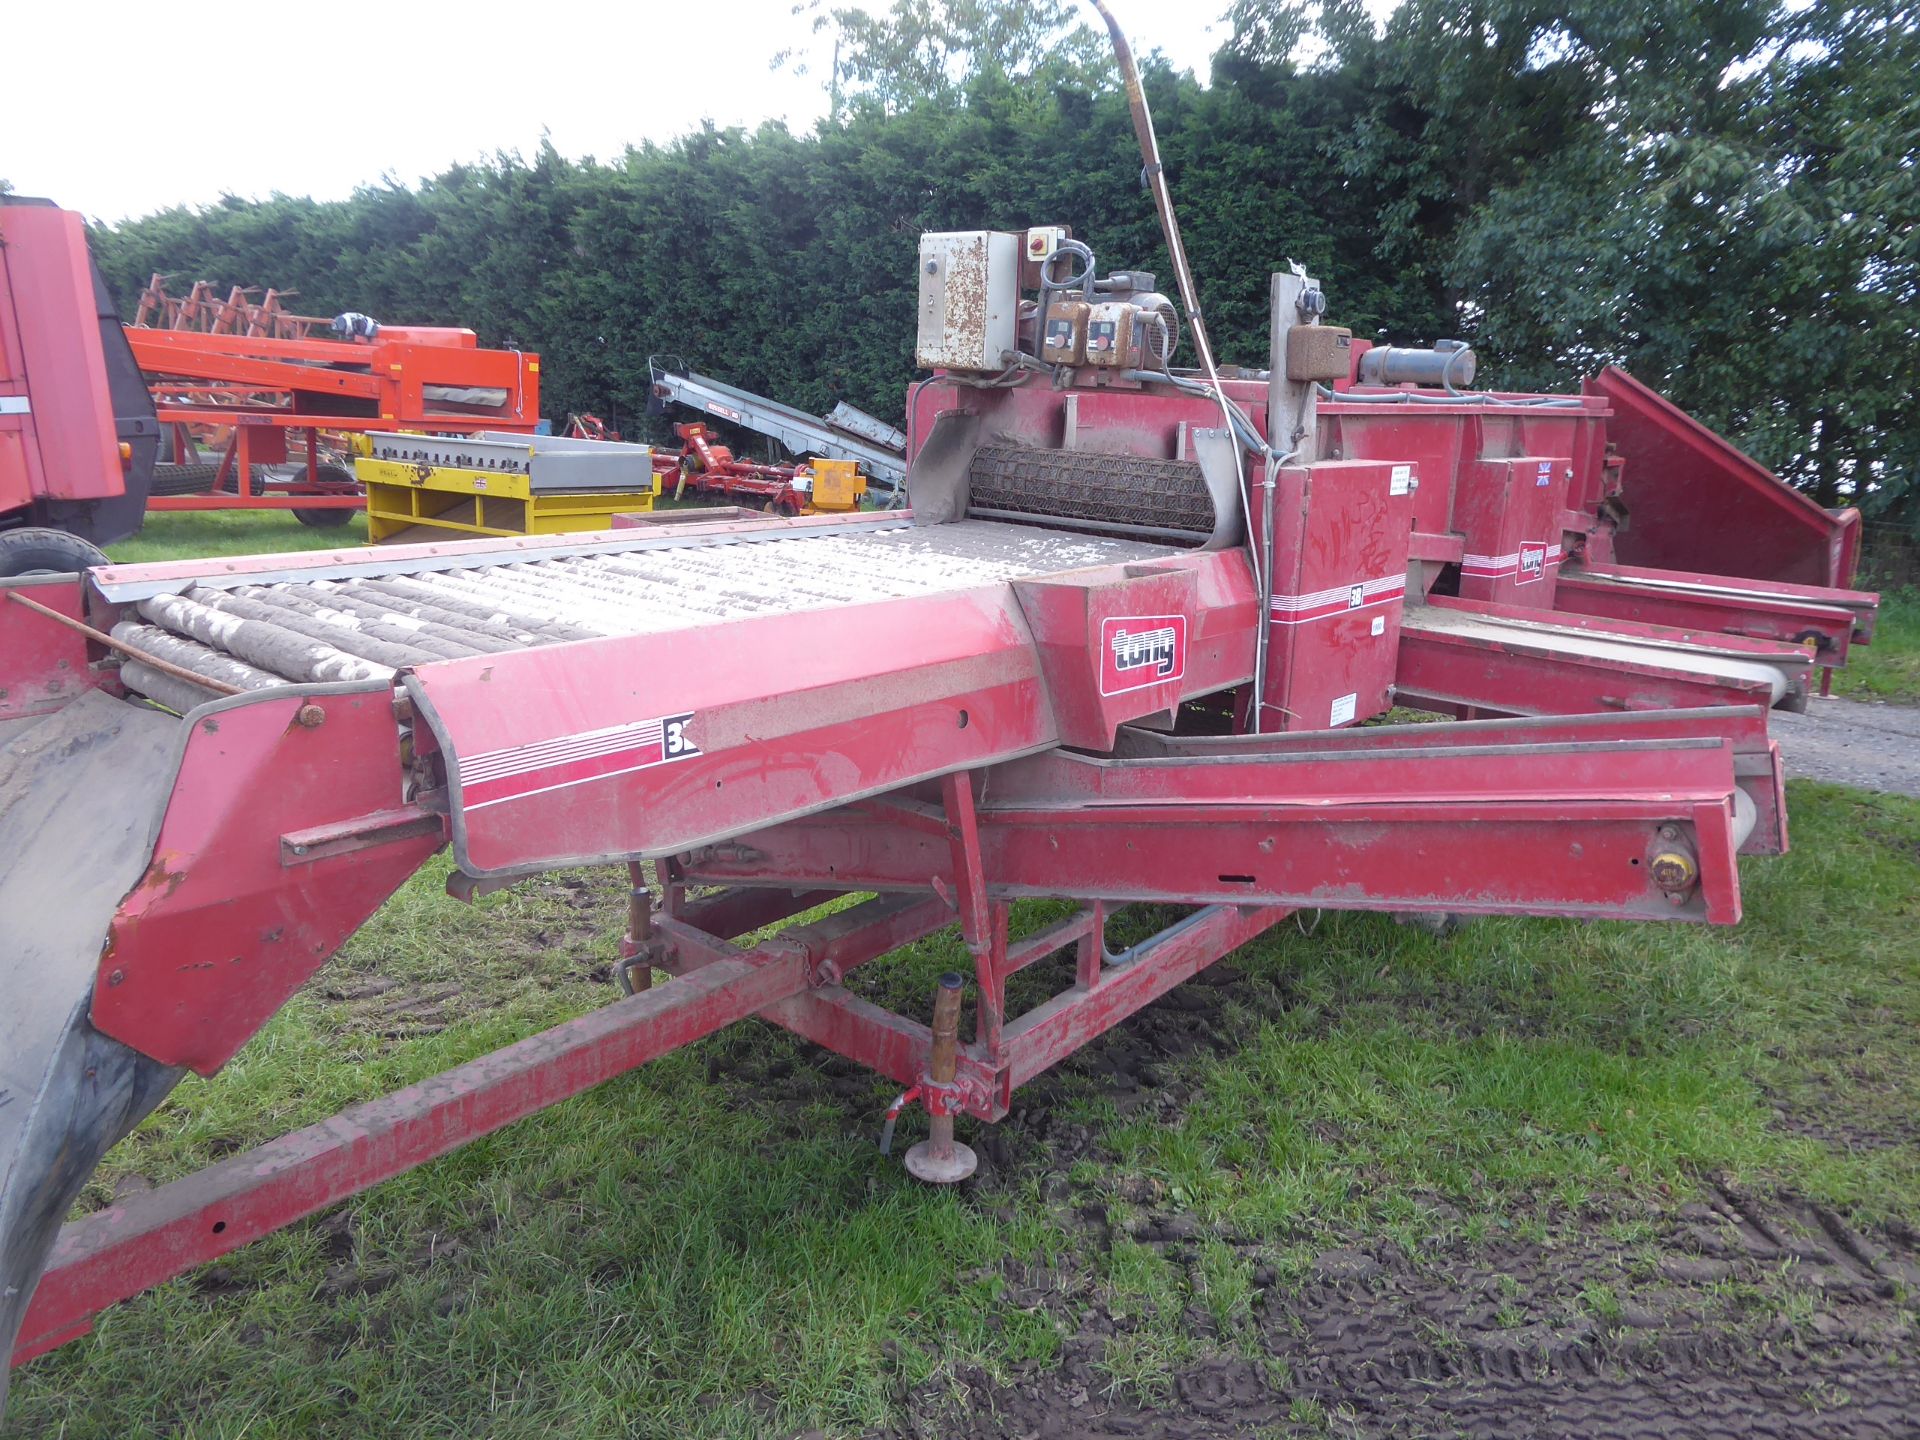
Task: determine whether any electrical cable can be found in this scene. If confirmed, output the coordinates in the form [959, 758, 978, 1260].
[1089, 0, 1275, 727]
[1040, 240, 1097, 301]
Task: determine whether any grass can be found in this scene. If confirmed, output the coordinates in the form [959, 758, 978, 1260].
[1833, 586, 1920, 704]
[10, 513, 1918, 1436]
[13, 795, 1916, 1436]
[105, 510, 369, 564]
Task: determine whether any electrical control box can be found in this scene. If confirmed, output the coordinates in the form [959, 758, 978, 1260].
[1083, 301, 1142, 369]
[1041, 300, 1091, 365]
[1260, 459, 1418, 732]
[1024, 226, 1068, 262]
[1285, 324, 1354, 382]
[916, 231, 1020, 372]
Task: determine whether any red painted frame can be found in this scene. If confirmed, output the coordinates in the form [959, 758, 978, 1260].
[4, 350, 1870, 1393]
[129, 324, 540, 514]
[13, 688, 1763, 1368]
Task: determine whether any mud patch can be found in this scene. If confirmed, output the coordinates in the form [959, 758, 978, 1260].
[880, 1182, 1920, 1439]
[854, 960, 1920, 1440]
[317, 977, 470, 1039]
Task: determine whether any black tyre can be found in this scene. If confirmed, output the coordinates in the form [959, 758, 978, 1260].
[292, 464, 359, 529]
[0, 527, 111, 578]
[150, 462, 221, 497]
[151, 461, 270, 498]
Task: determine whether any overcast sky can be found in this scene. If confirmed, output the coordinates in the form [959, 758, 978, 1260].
[7, 0, 1238, 223]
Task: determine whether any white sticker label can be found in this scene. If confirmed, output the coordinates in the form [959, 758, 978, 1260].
[1390, 464, 1413, 496]
[1330, 692, 1357, 726]
[1370, 615, 1386, 637]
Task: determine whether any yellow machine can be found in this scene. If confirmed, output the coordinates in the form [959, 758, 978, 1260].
[806, 457, 867, 512]
[357, 431, 658, 544]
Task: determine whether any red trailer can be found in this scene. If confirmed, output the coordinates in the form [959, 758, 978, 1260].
[0, 220, 1878, 1419]
[0, 198, 159, 574]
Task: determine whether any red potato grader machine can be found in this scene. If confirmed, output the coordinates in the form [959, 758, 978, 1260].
[0, 223, 1878, 1415]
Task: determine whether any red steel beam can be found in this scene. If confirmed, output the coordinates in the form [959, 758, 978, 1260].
[1555, 569, 1866, 658]
[1395, 615, 1783, 717]
[663, 884, 843, 938]
[146, 495, 363, 512]
[13, 948, 810, 1368]
[1001, 903, 1286, 1091]
[684, 736, 1748, 922]
[654, 894, 960, 1099]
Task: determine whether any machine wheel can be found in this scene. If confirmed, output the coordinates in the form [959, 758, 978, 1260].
[0, 527, 110, 577]
[150, 462, 221, 497]
[292, 464, 359, 528]
[152, 461, 270, 498]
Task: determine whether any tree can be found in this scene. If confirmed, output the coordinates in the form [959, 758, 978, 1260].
[777, 0, 1111, 113]
[1443, 0, 1918, 511]
[86, 0, 1909, 524]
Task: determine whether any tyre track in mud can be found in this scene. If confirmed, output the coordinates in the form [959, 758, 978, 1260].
[853, 963, 1920, 1440]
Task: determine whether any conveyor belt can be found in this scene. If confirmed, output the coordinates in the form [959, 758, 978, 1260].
[1404, 605, 1803, 704]
[109, 520, 1174, 702]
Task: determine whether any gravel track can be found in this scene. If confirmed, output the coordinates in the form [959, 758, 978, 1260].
[1771, 697, 1920, 797]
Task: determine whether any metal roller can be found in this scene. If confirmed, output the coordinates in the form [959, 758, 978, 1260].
[966, 443, 1229, 547]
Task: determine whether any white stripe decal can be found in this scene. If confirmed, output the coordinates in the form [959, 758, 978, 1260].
[463, 719, 665, 782]
[1460, 544, 1563, 577]
[1269, 572, 1407, 613]
[463, 735, 662, 784]
[1269, 572, 1408, 626]
[465, 758, 672, 812]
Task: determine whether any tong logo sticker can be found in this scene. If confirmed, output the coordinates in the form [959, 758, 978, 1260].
[1517, 541, 1548, 584]
[460, 710, 701, 811]
[1101, 615, 1188, 695]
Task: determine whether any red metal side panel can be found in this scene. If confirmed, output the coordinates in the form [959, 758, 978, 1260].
[1262, 460, 1414, 731]
[0, 233, 33, 514]
[1455, 457, 1567, 604]
[380, 339, 540, 428]
[407, 586, 1059, 876]
[0, 206, 121, 503]
[1102, 706, 1788, 858]
[685, 738, 1749, 924]
[1010, 550, 1258, 750]
[1394, 613, 1783, 717]
[0, 433, 31, 515]
[89, 685, 444, 1074]
[0, 579, 110, 719]
[1320, 408, 1474, 539]
[1586, 367, 1851, 587]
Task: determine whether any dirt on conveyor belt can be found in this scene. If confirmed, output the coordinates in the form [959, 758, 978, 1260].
[1770, 697, 1920, 798]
